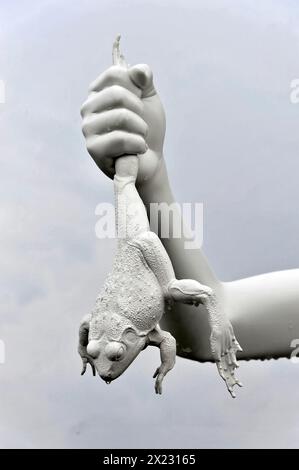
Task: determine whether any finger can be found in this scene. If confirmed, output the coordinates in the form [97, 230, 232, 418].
[217, 357, 243, 397]
[216, 362, 226, 381]
[228, 350, 237, 366]
[89, 66, 141, 96]
[155, 376, 163, 394]
[221, 356, 228, 372]
[90, 362, 96, 376]
[212, 344, 222, 362]
[129, 64, 156, 98]
[87, 131, 147, 163]
[81, 86, 144, 118]
[225, 333, 231, 353]
[225, 350, 232, 365]
[153, 368, 159, 379]
[226, 366, 243, 391]
[82, 109, 148, 139]
[224, 372, 237, 397]
[235, 341, 243, 352]
[230, 350, 239, 368]
[81, 359, 87, 376]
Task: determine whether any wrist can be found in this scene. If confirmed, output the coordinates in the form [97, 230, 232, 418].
[137, 156, 173, 205]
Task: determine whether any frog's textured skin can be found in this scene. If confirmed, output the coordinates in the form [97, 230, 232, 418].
[78, 165, 242, 395]
[78, 36, 242, 396]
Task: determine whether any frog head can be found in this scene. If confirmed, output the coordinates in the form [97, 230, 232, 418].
[87, 313, 148, 382]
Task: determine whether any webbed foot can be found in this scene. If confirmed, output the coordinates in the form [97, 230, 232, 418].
[79, 354, 96, 376]
[210, 319, 243, 398]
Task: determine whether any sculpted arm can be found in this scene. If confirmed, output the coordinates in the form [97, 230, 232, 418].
[80, 38, 299, 399]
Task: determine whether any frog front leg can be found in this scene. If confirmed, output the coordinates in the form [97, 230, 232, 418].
[78, 314, 96, 376]
[148, 327, 176, 395]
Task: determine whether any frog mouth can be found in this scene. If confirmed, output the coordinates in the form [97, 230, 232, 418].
[99, 373, 114, 384]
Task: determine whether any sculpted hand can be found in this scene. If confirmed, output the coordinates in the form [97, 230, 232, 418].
[81, 35, 166, 185]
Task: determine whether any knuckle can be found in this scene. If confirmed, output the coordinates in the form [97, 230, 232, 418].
[86, 136, 101, 158]
[80, 98, 91, 118]
[114, 131, 126, 149]
[88, 79, 97, 93]
[86, 136, 95, 152]
[81, 118, 90, 137]
[81, 93, 97, 116]
[116, 108, 129, 127]
[88, 66, 124, 92]
[80, 101, 87, 117]
[134, 136, 146, 152]
[110, 64, 124, 75]
[110, 85, 125, 106]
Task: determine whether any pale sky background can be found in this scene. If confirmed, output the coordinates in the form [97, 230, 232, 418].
[1, 0, 299, 448]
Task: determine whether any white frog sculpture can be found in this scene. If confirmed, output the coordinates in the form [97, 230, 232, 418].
[78, 37, 242, 396]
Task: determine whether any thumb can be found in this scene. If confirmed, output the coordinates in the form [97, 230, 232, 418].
[129, 64, 156, 98]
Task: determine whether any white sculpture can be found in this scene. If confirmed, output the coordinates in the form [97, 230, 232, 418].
[79, 36, 299, 397]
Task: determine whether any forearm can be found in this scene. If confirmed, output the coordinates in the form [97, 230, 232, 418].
[224, 269, 299, 360]
[137, 158, 222, 294]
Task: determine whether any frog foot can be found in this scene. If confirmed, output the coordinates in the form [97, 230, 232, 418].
[210, 320, 243, 398]
[78, 314, 96, 376]
[78, 346, 96, 376]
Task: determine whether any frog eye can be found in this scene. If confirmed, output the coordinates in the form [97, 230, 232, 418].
[122, 328, 138, 343]
[87, 340, 101, 359]
[105, 342, 126, 361]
